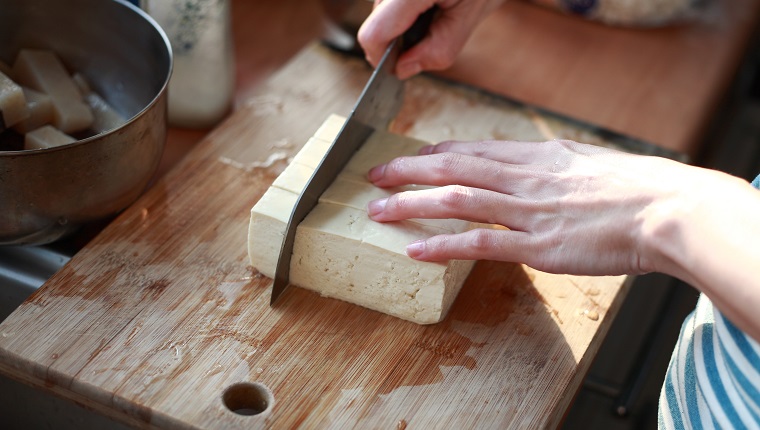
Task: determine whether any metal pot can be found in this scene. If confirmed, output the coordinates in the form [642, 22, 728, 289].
[0, 0, 172, 245]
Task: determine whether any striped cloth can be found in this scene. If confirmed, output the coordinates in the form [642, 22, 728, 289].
[658, 175, 760, 429]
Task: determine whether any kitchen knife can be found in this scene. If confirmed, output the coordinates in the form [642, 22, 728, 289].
[270, 9, 436, 305]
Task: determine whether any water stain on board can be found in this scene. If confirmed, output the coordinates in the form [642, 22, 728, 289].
[369, 261, 540, 395]
[142, 278, 170, 301]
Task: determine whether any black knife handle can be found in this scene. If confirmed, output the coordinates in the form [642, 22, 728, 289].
[401, 6, 438, 51]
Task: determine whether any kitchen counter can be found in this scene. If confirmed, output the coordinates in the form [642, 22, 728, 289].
[0, 39, 643, 429]
[161, 0, 760, 166]
[1, 0, 758, 428]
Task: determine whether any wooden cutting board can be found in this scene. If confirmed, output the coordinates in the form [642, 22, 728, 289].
[0, 44, 637, 429]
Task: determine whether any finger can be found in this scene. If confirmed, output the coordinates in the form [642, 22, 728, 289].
[368, 152, 550, 196]
[419, 140, 555, 165]
[405, 228, 536, 262]
[420, 140, 540, 164]
[357, 0, 436, 68]
[395, 9, 477, 79]
[367, 185, 539, 232]
[395, 31, 460, 79]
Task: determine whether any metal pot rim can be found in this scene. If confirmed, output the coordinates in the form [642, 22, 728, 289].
[0, 0, 173, 157]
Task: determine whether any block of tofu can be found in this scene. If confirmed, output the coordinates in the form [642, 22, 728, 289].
[25, 125, 75, 150]
[0, 71, 29, 128]
[12, 87, 53, 134]
[13, 49, 93, 133]
[248, 114, 476, 324]
[72, 73, 126, 134]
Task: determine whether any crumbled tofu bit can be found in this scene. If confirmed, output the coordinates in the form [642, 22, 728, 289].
[0, 71, 30, 128]
[12, 87, 53, 134]
[24, 125, 76, 150]
[13, 49, 93, 133]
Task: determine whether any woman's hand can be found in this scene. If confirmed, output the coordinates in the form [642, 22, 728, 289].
[366, 138, 760, 340]
[357, 0, 504, 79]
[366, 139, 724, 277]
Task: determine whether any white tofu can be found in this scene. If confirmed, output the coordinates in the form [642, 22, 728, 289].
[13, 87, 53, 134]
[271, 161, 313, 195]
[321, 177, 470, 233]
[72, 73, 125, 134]
[248, 186, 298, 279]
[291, 203, 473, 324]
[248, 115, 476, 324]
[13, 49, 93, 133]
[82, 91, 126, 134]
[340, 128, 429, 180]
[24, 125, 75, 150]
[291, 137, 332, 169]
[0, 71, 29, 128]
[313, 114, 345, 142]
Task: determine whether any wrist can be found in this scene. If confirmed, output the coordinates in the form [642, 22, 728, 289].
[637, 167, 757, 285]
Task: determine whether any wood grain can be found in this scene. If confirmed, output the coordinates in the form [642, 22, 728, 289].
[0, 44, 631, 429]
[438, 0, 760, 157]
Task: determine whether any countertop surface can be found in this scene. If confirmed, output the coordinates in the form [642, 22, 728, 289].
[2, 0, 759, 428]
[160, 0, 760, 167]
[0, 44, 633, 429]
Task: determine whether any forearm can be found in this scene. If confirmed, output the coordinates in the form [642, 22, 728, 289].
[644, 170, 760, 341]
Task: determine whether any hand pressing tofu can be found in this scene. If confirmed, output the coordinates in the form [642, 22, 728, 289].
[248, 114, 476, 324]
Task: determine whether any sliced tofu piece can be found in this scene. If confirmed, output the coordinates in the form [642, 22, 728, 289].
[313, 114, 346, 142]
[13, 49, 93, 133]
[12, 87, 54, 134]
[340, 128, 429, 180]
[248, 115, 476, 324]
[24, 125, 76, 150]
[290, 137, 332, 169]
[291, 203, 471, 324]
[0, 71, 29, 129]
[248, 186, 298, 280]
[82, 91, 126, 134]
[320, 177, 470, 233]
[72, 73, 125, 134]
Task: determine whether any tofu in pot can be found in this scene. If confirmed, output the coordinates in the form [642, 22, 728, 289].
[13, 49, 93, 134]
[24, 124, 76, 150]
[0, 71, 29, 129]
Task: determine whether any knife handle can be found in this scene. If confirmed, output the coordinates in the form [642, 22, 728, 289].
[401, 6, 438, 51]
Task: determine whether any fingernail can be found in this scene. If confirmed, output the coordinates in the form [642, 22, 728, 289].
[406, 240, 426, 258]
[367, 198, 387, 217]
[397, 61, 421, 79]
[367, 164, 386, 182]
[419, 145, 434, 155]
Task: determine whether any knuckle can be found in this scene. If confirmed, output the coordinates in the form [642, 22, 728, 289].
[432, 152, 462, 176]
[439, 185, 472, 210]
[387, 191, 413, 212]
[425, 44, 457, 70]
[384, 156, 409, 177]
[549, 139, 582, 155]
[466, 229, 495, 253]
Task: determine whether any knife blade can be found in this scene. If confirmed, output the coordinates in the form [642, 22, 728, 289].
[270, 8, 436, 305]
